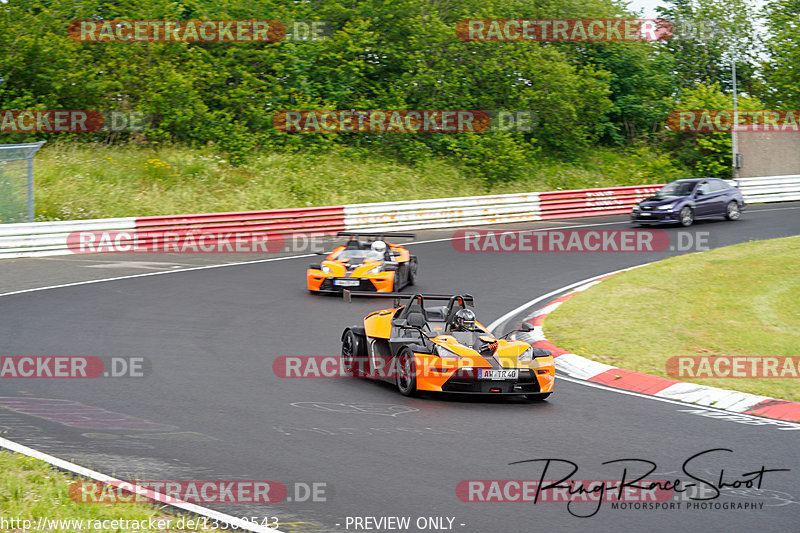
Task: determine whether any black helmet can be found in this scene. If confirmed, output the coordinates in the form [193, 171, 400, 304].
[453, 309, 476, 331]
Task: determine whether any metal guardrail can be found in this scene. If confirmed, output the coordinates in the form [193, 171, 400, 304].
[1, 177, 797, 259]
[736, 174, 800, 203]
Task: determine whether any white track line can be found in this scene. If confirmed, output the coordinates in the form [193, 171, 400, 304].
[0, 219, 629, 299]
[0, 254, 315, 299]
[0, 436, 281, 533]
[556, 375, 800, 430]
[487, 261, 800, 431]
[486, 262, 656, 333]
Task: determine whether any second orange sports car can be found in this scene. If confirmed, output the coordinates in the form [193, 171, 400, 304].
[307, 232, 418, 294]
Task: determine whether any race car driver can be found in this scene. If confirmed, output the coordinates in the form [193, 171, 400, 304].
[452, 309, 477, 331]
[365, 240, 388, 262]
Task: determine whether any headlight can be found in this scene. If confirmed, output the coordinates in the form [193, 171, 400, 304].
[657, 203, 675, 210]
[365, 264, 382, 275]
[321, 265, 332, 273]
[518, 347, 534, 362]
[632, 205, 640, 212]
[434, 344, 463, 360]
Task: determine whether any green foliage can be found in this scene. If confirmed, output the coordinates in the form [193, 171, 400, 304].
[760, 0, 800, 107]
[0, 0, 779, 185]
[666, 82, 762, 178]
[32, 142, 686, 220]
[656, 0, 761, 95]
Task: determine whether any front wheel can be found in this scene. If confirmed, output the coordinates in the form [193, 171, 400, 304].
[342, 329, 367, 377]
[679, 206, 694, 227]
[395, 348, 420, 397]
[725, 201, 741, 220]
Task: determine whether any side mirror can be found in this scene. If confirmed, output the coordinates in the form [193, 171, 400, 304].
[695, 189, 704, 196]
[383, 264, 398, 271]
[518, 323, 534, 332]
[532, 348, 552, 358]
[309, 263, 322, 270]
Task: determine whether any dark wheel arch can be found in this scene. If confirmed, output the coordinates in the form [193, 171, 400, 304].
[395, 346, 420, 397]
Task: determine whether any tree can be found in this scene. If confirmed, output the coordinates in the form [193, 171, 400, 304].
[760, 0, 800, 107]
[656, 0, 761, 96]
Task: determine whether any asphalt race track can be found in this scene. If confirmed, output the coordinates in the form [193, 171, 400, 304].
[1, 203, 799, 533]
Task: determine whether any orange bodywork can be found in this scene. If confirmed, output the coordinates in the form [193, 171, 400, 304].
[307, 243, 408, 292]
[358, 305, 555, 395]
[411, 337, 555, 393]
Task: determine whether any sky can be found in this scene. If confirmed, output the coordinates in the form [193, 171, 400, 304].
[625, 0, 665, 18]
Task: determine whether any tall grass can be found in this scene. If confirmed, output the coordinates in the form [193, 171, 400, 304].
[32, 142, 688, 220]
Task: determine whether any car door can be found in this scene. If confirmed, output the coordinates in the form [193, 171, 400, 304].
[693, 181, 715, 217]
[709, 180, 732, 216]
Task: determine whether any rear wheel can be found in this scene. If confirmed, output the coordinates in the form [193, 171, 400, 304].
[525, 393, 551, 402]
[407, 259, 417, 286]
[679, 206, 694, 227]
[342, 329, 367, 377]
[725, 201, 741, 220]
[396, 348, 420, 397]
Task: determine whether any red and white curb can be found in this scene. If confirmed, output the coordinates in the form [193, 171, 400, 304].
[514, 269, 800, 423]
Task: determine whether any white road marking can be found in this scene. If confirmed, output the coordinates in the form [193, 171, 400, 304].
[0, 254, 315, 299]
[488, 259, 800, 431]
[556, 375, 800, 430]
[0, 436, 281, 533]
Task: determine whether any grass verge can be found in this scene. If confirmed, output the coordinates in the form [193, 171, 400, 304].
[0, 450, 221, 532]
[27, 142, 685, 221]
[545, 236, 800, 403]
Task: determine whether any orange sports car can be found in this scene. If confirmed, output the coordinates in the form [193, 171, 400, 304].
[340, 293, 555, 400]
[307, 232, 418, 294]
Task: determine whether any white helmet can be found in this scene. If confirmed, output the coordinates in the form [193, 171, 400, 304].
[371, 241, 387, 254]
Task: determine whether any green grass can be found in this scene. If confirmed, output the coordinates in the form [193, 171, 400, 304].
[0, 450, 222, 532]
[28, 142, 686, 221]
[545, 236, 800, 403]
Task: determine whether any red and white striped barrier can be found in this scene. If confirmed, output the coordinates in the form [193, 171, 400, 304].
[0, 207, 345, 259]
[1, 176, 797, 259]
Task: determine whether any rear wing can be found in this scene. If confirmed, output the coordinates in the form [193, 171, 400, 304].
[337, 231, 416, 239]
[343, 290, 474, 308]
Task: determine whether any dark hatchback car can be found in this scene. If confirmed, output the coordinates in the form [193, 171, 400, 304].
[632, 178, 745, 227]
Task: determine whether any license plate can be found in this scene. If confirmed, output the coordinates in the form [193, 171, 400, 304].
[334, 279, 360, 287]
[478, 369, 518, 380]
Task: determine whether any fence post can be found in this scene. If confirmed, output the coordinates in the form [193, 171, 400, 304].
[0, 141, 46, 223]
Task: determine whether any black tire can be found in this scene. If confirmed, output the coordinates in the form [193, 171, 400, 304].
[725, 201, 741, 221]
[679, 206, 694, 227]
[395, 348, 420, 397]
[341, 329, 367, 377]
[407, 259, 417, 286]
[525, 393, 551, 402]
